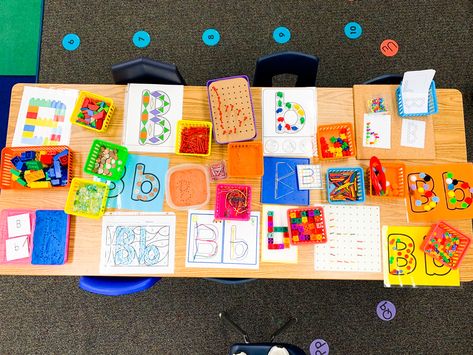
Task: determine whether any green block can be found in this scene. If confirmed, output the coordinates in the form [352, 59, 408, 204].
[274, 226, 287, 233]
[10, 168, 21, 176]
[268, 211, 274, 216]
[15, 178, 27, 186]
[25, 160, 42, 170]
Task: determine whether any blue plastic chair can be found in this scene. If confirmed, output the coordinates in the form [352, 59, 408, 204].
[112, 57, 186, 85]
[206, 278, 256, 285]
[253, 51, 319, 87]
[79, 276, 161, 296]
[363, 74, 403, 85]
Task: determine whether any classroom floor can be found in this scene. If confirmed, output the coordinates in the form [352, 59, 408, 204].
[1, 1, 473, 354]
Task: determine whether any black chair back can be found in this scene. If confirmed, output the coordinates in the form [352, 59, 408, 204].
[112, 57, 186, 85]
[253, 51, 319, 87]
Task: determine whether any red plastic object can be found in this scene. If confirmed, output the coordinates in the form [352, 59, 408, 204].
[214, 184, 251, 221]
[287, 207, 327, 245]
[421, 221, 471, 270]
[317, 123, 355, 160]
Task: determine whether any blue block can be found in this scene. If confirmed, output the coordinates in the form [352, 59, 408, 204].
[53, 149, 69, 161]
[20, 151, 36, 161]
[261, 157, 310, 206]
[48, 167, 56, 178]
[53, 160, 62, 178]
[31, 210, 70, 265]
[11, 156, 25, 170]
[50, 178, 61, 186]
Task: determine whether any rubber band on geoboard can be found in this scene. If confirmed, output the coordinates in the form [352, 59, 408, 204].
[207, 75, 257, 144]
[214, 184, 252, 221]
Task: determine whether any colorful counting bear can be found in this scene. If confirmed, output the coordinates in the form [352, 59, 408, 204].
[286, 207, 327, 245]
[317, 124, 355, 160]
[73, 93, 114, 132]
[421, 222, 471, 270]
[267, 211, 290, 250]
[8, 148, 70, 188]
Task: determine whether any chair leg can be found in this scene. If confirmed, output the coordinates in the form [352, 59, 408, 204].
[219, 311, 251, 343]
[269, 317, 297, 342]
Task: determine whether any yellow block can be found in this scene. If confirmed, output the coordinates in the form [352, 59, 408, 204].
[22, 131, 34, 138]
[28, 181, 52, 189]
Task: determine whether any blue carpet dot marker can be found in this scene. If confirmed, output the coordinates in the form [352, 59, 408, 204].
[273, 26, 291, 44]
[310, 339, 329, 355]
[202, 28, 220, 46]
[133, 30, 151, 48]
[62, 33, 80, 51]
[344, 22, 362, 39]
[376, 300, 396, 321]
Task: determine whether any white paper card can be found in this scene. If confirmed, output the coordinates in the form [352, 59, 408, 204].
[314, 205, 381, 273]
[362, 114, 391, 149]
[100, 212, 176, 274]
[262, 88, 317, 157]
[7, 213, 31, 238]
[401, 69, 435, 114]
[6, 236, 30, 261]
[261, 205, 298, 263]
[123, 84, 184, 153]
[296, 164, 323, 190]
[13, 86, 78, 146]
[401, 119, 426, 148]
[186, 210, 260, 269]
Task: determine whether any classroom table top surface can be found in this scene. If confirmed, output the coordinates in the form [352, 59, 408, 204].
[1, 83, 471, 281]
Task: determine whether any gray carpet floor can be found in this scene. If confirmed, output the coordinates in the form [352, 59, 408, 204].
[1, 0, 473, 354]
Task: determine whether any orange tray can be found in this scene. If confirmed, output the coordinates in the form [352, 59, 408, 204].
[228, 141, 263, 177]
[0, 146, 73, 189]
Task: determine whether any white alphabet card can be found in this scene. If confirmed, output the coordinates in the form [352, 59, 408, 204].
[123, 84, 184, 153]
[362, 113, 391, 149]
[262, 88, 317, 157]
[186, 210, 260, 269]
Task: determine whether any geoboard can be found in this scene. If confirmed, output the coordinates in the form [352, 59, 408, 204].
[207, 76, 257, 144]
[314, 205, 381, 273]
[123, 84, 184, 153]
[262, 88, 317, 157]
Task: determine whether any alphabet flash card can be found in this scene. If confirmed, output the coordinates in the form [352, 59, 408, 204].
[405, 163, 473, 222]
[262, 88, 317, 157]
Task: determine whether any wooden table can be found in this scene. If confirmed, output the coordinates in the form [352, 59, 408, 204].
[1, 84, 471, 281]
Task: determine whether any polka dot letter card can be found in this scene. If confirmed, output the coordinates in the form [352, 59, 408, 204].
[382, 226, 460, 287]
[262, 88, 317, 157]
[123, 84, 184, 153]
[207, 76, 256, 144]
[105, 154, 168, 212]
[405, 163, 473, 222]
